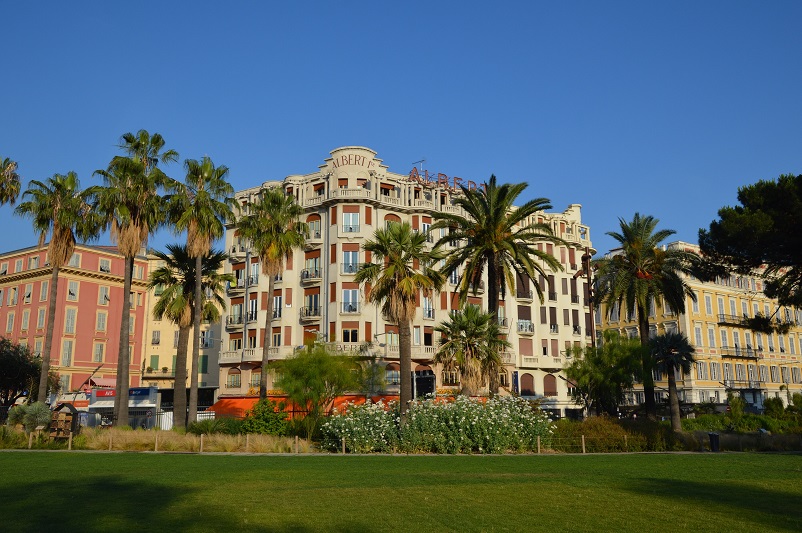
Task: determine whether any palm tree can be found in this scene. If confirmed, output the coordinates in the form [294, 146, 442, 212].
[14, 172, 98, 401]
[434, 305, 510, 396]
[1, 157, 21, 206]
[170, 157, 234, 423]
[148, 245, 231, 429]
[93, 131, 177, 426]
[236, 187, 307, 399]
[355, 222, 445, 412]
[650, 332, 695, 432]
[432, 175, 564, 319]
[594, 213, 698, 418]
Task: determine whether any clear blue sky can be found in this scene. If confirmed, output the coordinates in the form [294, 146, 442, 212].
[2, 1, 800, 257]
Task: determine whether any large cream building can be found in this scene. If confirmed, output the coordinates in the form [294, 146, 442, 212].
[599, 241, 802, 411]
[216, 146, 595, 417]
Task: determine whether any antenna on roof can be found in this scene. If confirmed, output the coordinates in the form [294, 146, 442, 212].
[411, 158, 426, 173]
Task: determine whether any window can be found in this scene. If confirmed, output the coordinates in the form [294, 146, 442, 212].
[386, 366, 401, 385]
[96, 311, 107, 332]
[8, 287, 17, 305]
[21, 309, 29, 331]
[342, 251, 358, 274]
[59, 374, 70, 392]
[40, 281, 48, 301]
[696, 361, 708, 380]
[0, 262, 6, 275]
[768, 335, 775, 352]
[99, 258, 111, 273]
[98, 286, 110, 305]
[793, 367, 801, 384]
[250, 370, 261, 388]
[343, 212, 360, 233]
[14, 259, 23, 273]
[710, 362, 720, 381]
[735, 364, 745, 381]
[61, 339, 73, 366]
[342, 289, 359, 313]
[129, 315, 135, 335]
[781, 366, 790, 384]
[307, 219, 321, 238]
[68, 253, 80, 267]
[422, 297, 434, 319]
[0, 288, 3, 306]
[67, 280, 79, 301]
[720, 330, 728, 348]
[34, 338, 42, 357]
[694, 326, 703, 347]
[770, 366, 779, 383]
[413, 326, 421, 346]
[226, 369, 241, 388]
[6, 312, 13, 333]
[64, 308, 77, 334]
[723, 363, 732, 381]
[37, 308, 45, 329]
[273, 296, 282, 318]
[23, 283, 32, 304]
[342, 328, 358, 343]
[152, 330, 161, 345]
[760, 365, 768, 383]
[704, 295, 712, 315]
[93, 343, 104, 363]
[272, 331, 281, 347]
[442, 370, 459, 386]
[692, 293, 699, 313]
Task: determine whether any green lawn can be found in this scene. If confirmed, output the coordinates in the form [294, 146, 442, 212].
[1, 452, 800, 532]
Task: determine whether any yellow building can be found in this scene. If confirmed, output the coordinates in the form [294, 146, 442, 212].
[218, 146, 595, 417]
[598, 241, 802, 411]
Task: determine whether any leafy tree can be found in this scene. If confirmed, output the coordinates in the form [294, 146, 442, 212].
[0, 338, 45, 406]
[236, 187, 307, 399]
[273, 343, 361, 439]
[649, 332, 695, 432]
[762, 396, 786, 419]
[0, 157, 21, 205]
[594, 213, 698, 417]
[433, 305, 509, 396]
[241, 398, 289, 436]
[432, 175, 564, 317]
[355, 222, 445, 413]
[700, 174, 802, 307]
[563, 330, 643, 417]
[93, 130, 178, 427]
[148, 245, 231, 429]
[170, 156, 234, 423]
[14, 172, 99, 401]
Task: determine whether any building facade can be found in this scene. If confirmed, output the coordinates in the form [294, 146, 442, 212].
[598, 241, 802, 411]
[218, 146, 595, 416]
[0, 243, 149, 395]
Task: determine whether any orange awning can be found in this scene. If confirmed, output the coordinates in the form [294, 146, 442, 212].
[208, 398, 258, 418]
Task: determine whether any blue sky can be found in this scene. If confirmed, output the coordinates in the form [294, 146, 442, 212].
[1, 1, 800, 257]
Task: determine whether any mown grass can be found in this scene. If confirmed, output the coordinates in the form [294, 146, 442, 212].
[1, 452, 800, 532]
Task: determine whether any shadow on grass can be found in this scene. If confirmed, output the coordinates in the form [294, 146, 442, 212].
[625, 477, 802, 532]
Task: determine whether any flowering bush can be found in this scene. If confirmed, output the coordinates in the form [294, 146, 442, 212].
[321, 396, 553, 454]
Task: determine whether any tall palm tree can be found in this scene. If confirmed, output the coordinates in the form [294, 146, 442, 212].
[14, 172, 99, 401]
[148, 245, 231, 429]
[236, 187, 307, 399]
[594, 213, 698, 418]
[432, 175, 564, 319]
[93, 131, 177, 426]
[170, 157, 234, 423]
[355, 222, 445, 412]
[650, 332, 695, 432]
[1, 157, 21, 206]
[434, 305, 510, 396]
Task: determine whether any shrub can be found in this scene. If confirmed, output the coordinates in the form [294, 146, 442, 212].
[187, 417, 244, 435]
[321, 401, 398, 453]
[763, 397, 786, 419]
[241, 399, 289, 436]
[7, 402, 51, 433]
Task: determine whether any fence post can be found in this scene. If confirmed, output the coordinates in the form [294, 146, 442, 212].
[200, 434, 204, 453]
[342, 437, 346, 454]
[28, 432, 33, 449]
[537, 435, 541, 454]
[68, 433, 72, 451]
[295, 435, 299, 454]
[624, 434, 628, 452]
[155, 432, 159, 452]
[246, 434, 250, 453]
[581, 435, 586, 454]
[109, 433, 112, 451]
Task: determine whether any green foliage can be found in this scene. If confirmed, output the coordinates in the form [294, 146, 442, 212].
[553, 417, 682, 452]
[0, 338, 43, 406]
[763, 397, 786, 419]
[681, 412, 802, 434]
[274, 344, 361, 439]
[728, 393, 746, 420]
[564, 330, 643, 416]
[240, 399, 289, 436]
[7, 402, 51, 434]
[322, 396, 554, 454]
[187, 417, 244, 435]
[0, 426, 27, 448]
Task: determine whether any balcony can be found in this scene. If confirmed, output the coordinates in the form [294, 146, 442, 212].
[341, 263, 358, 275]
[422, 308, 435, 320]
[300, 269, 322, 283]
[572, 325, 582, 336]
[329, 187, 372, 201]
[272, 309, 282, 320]
[717, 314, 750, 327]
[497, 317, 509, 329]
[305, 231, 323, 249]
[499, 351, 514, 364]
[723, 379, 765, 390]
[225, 311, 256, 329]
[549, 324, 559, 334]
[571, 295, 580, 304]
[227, 278, 245, 295]
[229, 245, 247, 261]
[516, 290, 533, 302]
[300, 306, 321, 321]
[719, 347, 761, 360]
[342, 224, 361, 234]
[517, 321, 534, 335]
[142, 368, 175, 379]
[548, 292, 557, 301]
[341, 302, 360, 314]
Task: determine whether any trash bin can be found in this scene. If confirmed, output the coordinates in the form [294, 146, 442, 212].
[708, 432, 720, 452]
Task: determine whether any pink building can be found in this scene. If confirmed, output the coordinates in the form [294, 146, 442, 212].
[0, 243, 149, 395]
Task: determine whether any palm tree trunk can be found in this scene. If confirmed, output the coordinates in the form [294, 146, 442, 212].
[667, 368, 682, 432]
[637, 305, 656, 418]
[38, 265, 60, 401]
[114, 256, 134, 427]
[260, 271, 275, 399]
[188, 254, 202, 424]
[173, 325, 190, 429]
[486, 257, 501, 396]
[399, 320, 413, 416]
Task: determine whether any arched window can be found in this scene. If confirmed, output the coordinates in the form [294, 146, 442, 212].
[250, 369, 261, 389]
[384, 214, 401, 229]
[543, 374, 557, 397]
[226, 368, 241, 388]
[520, 373, 535, 396]
[306, 214, 322, 239]
[385, 363, 400, 385]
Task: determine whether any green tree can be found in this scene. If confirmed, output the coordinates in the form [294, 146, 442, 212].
[0, 157, 21, 206]
[14, 172, 98, 401]
[170, 156, 234, 423]
[355, 222, 445, 412]
[433, 305, 510, 396]
[594, 213, 697, 418]
[700, 174, 802, 307]
[235, 187, 307, 399]
[93, 130, 178, 427]
[432, 175, 563, 318]
[649, 332, 695, 432]
[148, 245, 231, 429]
[0, 338, 46, 406]
[564, 330, 643, 417]
[241, 398, 289, 436]
[273, 342, 361, 439]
